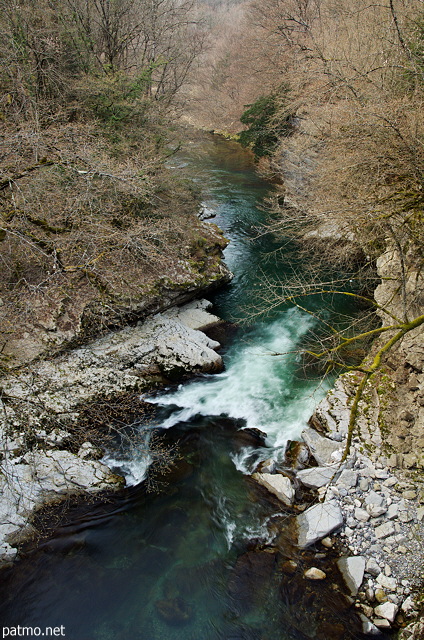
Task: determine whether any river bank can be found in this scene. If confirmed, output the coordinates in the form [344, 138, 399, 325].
[1, 131, 422, 639]
[252, 116, 424, 637]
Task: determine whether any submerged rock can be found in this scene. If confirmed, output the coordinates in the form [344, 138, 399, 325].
[155, 597, 193, 625]
[228, 549, 277, 615]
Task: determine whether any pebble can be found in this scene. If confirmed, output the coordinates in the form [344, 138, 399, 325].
[304, 567, 326, 580]
[366, 558, 381, 576]
[374, 601, 398, 622]
[360, 478, 369, 491]
[375, 588, 387, 603]
[403, 491, 417, 500]
[355, 508, 370, 522]
[321, 537, 333, 548]
[374, 618, 391, 629]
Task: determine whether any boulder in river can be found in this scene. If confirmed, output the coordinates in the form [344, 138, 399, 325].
[296, 501, 344, 548]
[337, 556, 366, 596]
[252, 472, 295, 506]
[297, 466, 336, 489]
[155, 597, 193, 625]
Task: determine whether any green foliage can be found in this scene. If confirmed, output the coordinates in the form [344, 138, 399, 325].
[238, 91, 293, 158]
[81, 67, 159, 128]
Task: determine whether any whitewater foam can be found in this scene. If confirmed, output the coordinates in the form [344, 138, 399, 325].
[146, 308, 329, 449]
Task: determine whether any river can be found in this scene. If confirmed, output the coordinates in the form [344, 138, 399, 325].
[0, 135, 371, 640]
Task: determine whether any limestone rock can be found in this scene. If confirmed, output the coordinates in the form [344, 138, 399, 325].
[304, 567, 326, 580]
[337, 556, 366, 596]
[337, 469, 358, 489]
[374, 618, 391, 629]
[355, 507, 370, 522]
[374, 601, 398, 623]
[358, 613, 381, 636]
[252, 473, 295, 506]
[374, 521, 395, 539]
[296, 501, 344, 548]
[164, 299, 221, 330]
[301, 427, 343, 466]
[366, 558, 381, 577]
[376, 574, 397, 592]
[297, 466, 335, 489]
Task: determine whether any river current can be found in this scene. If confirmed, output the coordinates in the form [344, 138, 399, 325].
[0, 135, 370, 640]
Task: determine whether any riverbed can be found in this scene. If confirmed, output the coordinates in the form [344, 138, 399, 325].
[0, 135, 371, 640]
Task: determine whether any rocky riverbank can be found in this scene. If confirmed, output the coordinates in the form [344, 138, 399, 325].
[251, 242, 424, 637]
[0, 297, 228, 566]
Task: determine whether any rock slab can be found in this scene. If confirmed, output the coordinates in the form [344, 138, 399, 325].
[297, 501, 344, 548]
[252, 473, 295, 506]
[337, 556, 366, 595]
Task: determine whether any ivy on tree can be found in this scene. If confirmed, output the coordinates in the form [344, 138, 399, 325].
[238, 91, 293, 158]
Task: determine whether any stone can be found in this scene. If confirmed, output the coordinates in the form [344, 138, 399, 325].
[304, 567, 327, 580]
[417, 506, 424, 522]
[383, 476, 398, 487]
[364, 490, 385, 508]
[358, 613, 380, 636]
[376, 574, 397, 592]
[360, 604, 374, 618]
[337, 469, 358, 489]
[78, 442, 103, 460]
[387, 504, 399, 519]
[165, 298, 221, 330]
[399, 510, 414, 523]
[367, 504, 388, 518]
[359, 478, 370, 491]
[403, 490, 417, 500]
[258, 458, 276, 474]
[252, 473, 295, 506]
[296, 501, 344, 548]
[374, 521, 395, 539]
[297, 466, 336, 489]
[373, 618, 391, 629]
[337, 556, 366, 595]
[375, 589, 388, 603]
[321, 537, 333, 548]
[401, 596, 416, 614]
[354, 508, 370, 522]
[374, 602, 398, 623]
[301, 427, 343, 466]
[366, 588, 375, 602]
[281, 560, 298, 575]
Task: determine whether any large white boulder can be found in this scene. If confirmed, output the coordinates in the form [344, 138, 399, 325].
[337, 556, 366, 595]
[252, 473, 295, 506]
[297, 466, 335, 489]
[296, 501, 344, 548]
[301, 427, 343, 465]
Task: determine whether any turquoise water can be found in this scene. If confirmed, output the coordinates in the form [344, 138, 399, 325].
[0, 135, 374, 640]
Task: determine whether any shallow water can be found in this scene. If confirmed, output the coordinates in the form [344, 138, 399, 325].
[0, 135, 376, 640]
